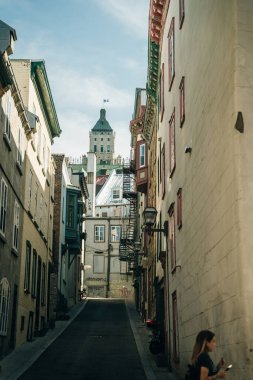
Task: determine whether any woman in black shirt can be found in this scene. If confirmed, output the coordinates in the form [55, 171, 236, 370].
[191, 330, 227, 380]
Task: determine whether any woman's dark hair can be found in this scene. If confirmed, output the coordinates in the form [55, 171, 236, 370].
[191, 330, 215, 363]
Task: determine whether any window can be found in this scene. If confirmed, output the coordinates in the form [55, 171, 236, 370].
[95, 225, 105, 242]
[0, 178, 8, 235]
[94, 145, 97, 152]
[107, 145, 110, 152]
[100, 145, 104, 153]
[24, 241, 31, 292]
[172, 291, 180, 362]
[41, 263, 46, 305]
[161, 143, 165, 199]
[139, 144, 145, 167]
[112, 189, 121, 201]
[169, 203, 176, 270]
[31, 250, 37, 298]
[39, 194, 43, 229]
[169, 109, 176, 177]
[0, 278, 10, 336]
[42, 135, 46, 172]
[28, 170, 33, 210]
[93, 255, 105, 273]
[179, 77, 185, 127]
[62, 195, 65, 223]
[177, 188, 182, 229]
[67, 194, 75, 228]
[111, 226, 121, 242]
[160, 63, 165, 121]
[168, 18, 175, 91]
[179, 0, 185, 29]
[34, 183, 38, 221]
[37, 123, 41, 161]
[4, 96, 11, 141]
[13, 200, 20, 251]
[17, 125, 23, 166]
[107, 138, 110, 141]
[110, 257, 120, 273]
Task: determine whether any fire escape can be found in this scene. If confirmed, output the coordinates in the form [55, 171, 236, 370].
[119, 160, 137, 265]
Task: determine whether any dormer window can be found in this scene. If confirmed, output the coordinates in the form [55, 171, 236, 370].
[112, 188, 121, 201]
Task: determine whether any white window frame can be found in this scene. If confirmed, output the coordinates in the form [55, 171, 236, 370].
[4, 96, 11, 142]
[0, 278, 10, 336]
[24, 241, 31, 292]
[139, 143, 145, 167]
[94, 225, 105, 242]
[111, 226, 121, 242]
[0, 178, 8, 235]
[13, 200, 20, 251]
[28, 170, 33, 210]
[17, 124, 24, 166]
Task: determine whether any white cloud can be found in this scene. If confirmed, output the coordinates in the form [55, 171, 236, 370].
[49, 65, 133, 112]
[52, 110, 92, 158]
[94, 0, 149, 39]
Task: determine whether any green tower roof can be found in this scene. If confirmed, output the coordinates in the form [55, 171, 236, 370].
[92, 109, 112, 132]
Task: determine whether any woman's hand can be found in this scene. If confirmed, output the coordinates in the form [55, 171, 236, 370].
[217, 357, 225, 369]
[216, 370, 227, 379]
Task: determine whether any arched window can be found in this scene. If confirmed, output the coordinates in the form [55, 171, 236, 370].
[0, 277, 10, 336]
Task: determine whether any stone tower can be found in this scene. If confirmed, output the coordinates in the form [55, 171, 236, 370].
[89, 109, 115, 164]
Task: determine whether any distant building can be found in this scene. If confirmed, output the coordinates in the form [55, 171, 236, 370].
[89, 108, 115, 165]
[84, 169, 132, 298]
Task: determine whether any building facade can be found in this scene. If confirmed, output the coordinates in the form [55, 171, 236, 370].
[0, 21, 31, 358]
[11, 59, 61, 346]
[137, 0, 253, 378]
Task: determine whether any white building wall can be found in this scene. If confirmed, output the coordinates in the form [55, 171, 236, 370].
[156, 1, 253, 378]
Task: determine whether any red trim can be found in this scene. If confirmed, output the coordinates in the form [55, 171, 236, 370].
[177, 188, 182, 229]
[169, 109, 176, 177]
[179, 76, 185, 127]
[160, 63, 165, 122]
[168, 18, 175, 91]
[161, 143, 165, 199]
[179, 0, 185, 29]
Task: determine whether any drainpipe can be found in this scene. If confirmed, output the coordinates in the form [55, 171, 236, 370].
[106, 217, 111, 298]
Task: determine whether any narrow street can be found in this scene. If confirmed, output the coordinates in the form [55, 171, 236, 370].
[18, 299, 147, 380]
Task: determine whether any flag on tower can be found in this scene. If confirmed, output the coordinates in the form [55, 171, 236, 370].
[103, 99, 109, 103]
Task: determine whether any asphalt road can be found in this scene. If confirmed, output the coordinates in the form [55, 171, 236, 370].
[18, 299, 147, 380]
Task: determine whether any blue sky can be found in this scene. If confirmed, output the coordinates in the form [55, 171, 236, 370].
[1, 0, 149, 159]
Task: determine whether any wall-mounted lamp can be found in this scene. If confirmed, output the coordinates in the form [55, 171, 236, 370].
[143, 207, 168, 236]
[184, 146, 192, 154]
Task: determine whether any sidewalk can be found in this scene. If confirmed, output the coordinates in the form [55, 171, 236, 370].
[0, 299, 179, 380]
[125, 300, 178, 380]
[0, 301, 87, 380]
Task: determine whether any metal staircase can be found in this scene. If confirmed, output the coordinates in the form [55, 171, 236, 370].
[119, 160, 137, 262]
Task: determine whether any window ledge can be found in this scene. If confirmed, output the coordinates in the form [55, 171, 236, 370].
[31, 140, 36, 152]
[11, 247, 19, 257]
[37, 154, 41, 165]
[3, 132, 11, 151]
[0, 231, 7, 244]
[16, 161, 23, 176]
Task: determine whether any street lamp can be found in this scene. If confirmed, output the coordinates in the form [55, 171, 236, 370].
[143, 206, 168, 236]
